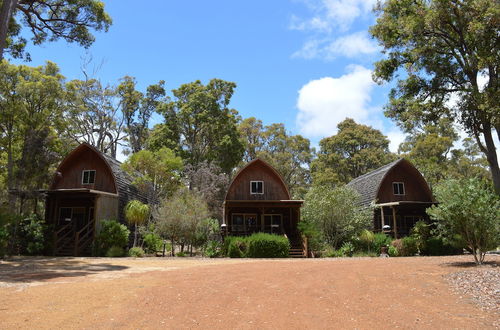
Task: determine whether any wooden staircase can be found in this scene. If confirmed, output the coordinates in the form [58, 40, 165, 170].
[288, 233, 306, 258]
[53, 220, 95, 256]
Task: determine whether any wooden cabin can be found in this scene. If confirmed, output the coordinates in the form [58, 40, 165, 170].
[223, 159, 304, 256]
[44, 143, 148, 256]
[347, 159, 435, 238]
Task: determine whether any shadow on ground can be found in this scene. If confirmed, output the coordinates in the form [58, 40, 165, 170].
[0, 257, 128, 283]
[440, 259, 499, 268]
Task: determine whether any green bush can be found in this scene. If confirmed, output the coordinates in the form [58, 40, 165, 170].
[227, 236, 247, 258]
[358, 229, 375, 252]
[204, 240, 221, 258]
[391, 237, 418, 256]
[143, 232, 162, 254]
[106, 246, 125, 257]
[176, 251, 187, 257]
[372, 233, 392, 253]
[410, 220, 430, 252]
[340, 241, 355, 257]
[94, 220, 130, 257]
[298, 220, 325, 256]
[326, 248, 344, 257]
[128, 247, 145, 257]
[388, 245, 398, 257]
[353, 251, 378, 257]
[420, 237, 462, 256]
[246, 233, 289, 258]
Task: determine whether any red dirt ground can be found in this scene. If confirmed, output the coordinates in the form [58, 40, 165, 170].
[0, 255, 498, 329]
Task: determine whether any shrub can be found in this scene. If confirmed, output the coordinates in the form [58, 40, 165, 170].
[326, 249, 345, 258]
[340, 241, 355, 257]
[143, 232, 162, 254]
[420, 237, 462, 256]
[410, 220, 430, 252]
[94, 220, 130, 256]
[298, 220, 325, 256]
[372, 233, 392, 253]
[391, 237, 418, 256]
[227, 236, 247, 258]
[204, 240, 221, 258]
[246, 233, 289, 258]
[353, 251, 378, 257]
[358, 229, 375, 252]
[176, 251, 187, 257]
[128, 247, 145, 257]
[106, 246, 125, 257]
[388, 245, 398, 257]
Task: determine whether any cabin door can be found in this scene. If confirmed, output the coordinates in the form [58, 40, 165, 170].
[263, 214, 282, 234]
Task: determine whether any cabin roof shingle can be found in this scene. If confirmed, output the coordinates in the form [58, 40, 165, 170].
[347, 159, 403, 208]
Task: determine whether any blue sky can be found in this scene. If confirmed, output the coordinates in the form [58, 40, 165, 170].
[12, 0, 407, 155]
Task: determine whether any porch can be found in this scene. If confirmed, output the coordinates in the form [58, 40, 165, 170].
[374, 201, 435, 238]
[45, 189, 118, 256]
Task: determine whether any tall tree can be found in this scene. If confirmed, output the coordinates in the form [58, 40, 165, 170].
[371, 0, 500, 193]
[117, 76, 166, 154]
[65, 77, 125, 158]
[238, 117, 265, 163]
[156, 79, 244, 173]
[0, 0, 112, 60]
[311, 118, 396, 186]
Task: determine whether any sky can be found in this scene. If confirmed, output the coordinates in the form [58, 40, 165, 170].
[12, 0, 409, 157]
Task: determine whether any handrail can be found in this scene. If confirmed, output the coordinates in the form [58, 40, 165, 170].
[75, 219, 95, 256]
[53, 223, 73, 255]
[55, 223, 71, 236]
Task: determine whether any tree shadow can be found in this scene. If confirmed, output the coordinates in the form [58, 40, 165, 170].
[440, 260, 499, 268]
[0, 257, 129, 283]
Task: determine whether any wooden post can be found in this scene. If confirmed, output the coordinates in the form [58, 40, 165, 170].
[392, 206, 398, 239]
[380, 206, 385, 229]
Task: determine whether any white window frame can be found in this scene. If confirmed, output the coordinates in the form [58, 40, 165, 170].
[250, 181, 264, 194]
[393, 182, 405, 195]
[82, 170, 96, 185]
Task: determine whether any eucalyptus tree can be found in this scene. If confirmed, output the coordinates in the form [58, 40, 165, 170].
[371, 0, 500, 193]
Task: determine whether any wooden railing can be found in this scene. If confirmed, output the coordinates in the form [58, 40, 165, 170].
[74, 219, 95, 257]
[302, 235, 308, 258]
[53, 223, 73, 255]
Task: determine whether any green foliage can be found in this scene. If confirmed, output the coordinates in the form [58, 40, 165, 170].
[154, 79, 244, 173]
[302, 185, 372, 249]
[297, 220, 324, 255]
[427, 178, 500, 264]
[246, 233, 290, 258]
[203, 240, 222, 258]
[410, 221, 431, 253]
[124, 200, 150, 247]
[391, 237, 418, 257]
[176, 251, 187, 257]
[388, 245, 398, 257]
[358, 229, 375, 253]
[122, 148, 183, 200]
[372, 233, 393, 254]
[143, 232, 163, 254]
[420, 237, 463, 256]
[154, 188, 210, 256]
[106, 246, 125, 258]
[128, 247, 145, 258]
[226, 236, 247, 258]
[371, 0, 500, 193]
[339, 241, 355, 257]
[311, 119, 396, 186]
[94, 220, 130, 257]
[2, 0, 112, 60]
[193, 218, 220, 252]
[18, 213, 47, 255]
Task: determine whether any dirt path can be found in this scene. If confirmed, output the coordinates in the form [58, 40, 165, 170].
[0, 256, 498, 329]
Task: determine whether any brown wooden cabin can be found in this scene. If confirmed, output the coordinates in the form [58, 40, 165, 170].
[347, 159, 436, 238]
[223, 159, 305, 256]
[44, 143, 148, 256]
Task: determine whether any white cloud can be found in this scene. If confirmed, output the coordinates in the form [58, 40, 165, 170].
[292, 31, 379, 60]
[296, 65, 375, 137]
[386, 129, 407, 153]
[291, 0, 377, 32]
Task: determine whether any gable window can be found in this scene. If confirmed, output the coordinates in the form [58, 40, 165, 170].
[82, 170, 96, 184]
[250, 181, 264, 194]
[393, 182, 405, 195]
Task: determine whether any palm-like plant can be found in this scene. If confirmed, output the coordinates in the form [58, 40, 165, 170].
[125, 200, 150, 247]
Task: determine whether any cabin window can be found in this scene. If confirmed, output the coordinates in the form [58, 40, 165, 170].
[250, 181, 264, 194]
[82, 170, 96, 184]
[393, 182, 405, 195]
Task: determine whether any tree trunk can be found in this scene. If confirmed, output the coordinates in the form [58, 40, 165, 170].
[133, 223, 137, 247]
[7, 135, 15, 212]
[0, 0, 18, 59]
[482, 127, 500, 195]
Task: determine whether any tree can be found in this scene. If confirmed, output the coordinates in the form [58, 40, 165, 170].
[371, 0, 500, 194]
[183, 161, 230, 219]
[154, 189, 210, 256]
[124, 200, 150, 248]
[311, 118, 396, 186]
[65, 77, 125, 158]
[302, 185, 372, 249]
[121, 147, 183, 201]
[238, 117, 265, 163]
[0, 0, 112, 60]
[117, 76, 166, 154]
[155, 79, 244, 173]
[427, 178, 500, 264]
[0, 60, 69, 212]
